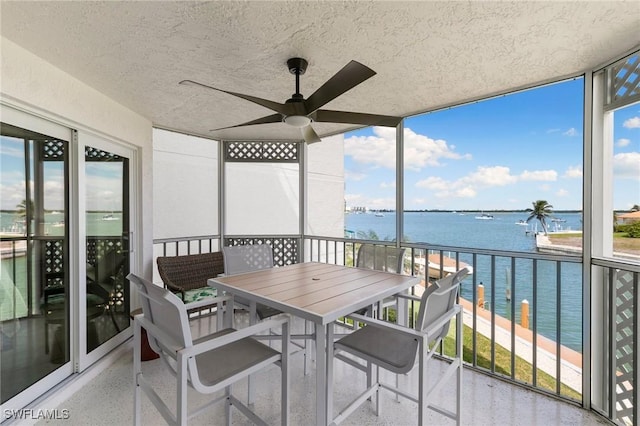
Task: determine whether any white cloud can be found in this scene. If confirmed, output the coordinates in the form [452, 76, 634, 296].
[556, 189, 569, 197]
[414, 165, 561, 200]
[415, 176, 449, 191]
[623, 117, 640, 129]
[0, 139, 26, 158]
[380, 181, 395, 189]
[345, 170, 367, 181]
[563, 128, 579, 137]
[617, 138, 631, 147]
[539, 184, 551, 191]
[453, 187, 477, 198]
[613, 152, 640, 179]
[546, 128, 561, 134]
[345, 126, 470, 171]
[519, 170, 558, 181]
[461, 166, 517, 187]
[563, 165, 583, 178]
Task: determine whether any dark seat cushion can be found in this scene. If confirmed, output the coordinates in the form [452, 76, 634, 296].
[335, 324, 418, 374]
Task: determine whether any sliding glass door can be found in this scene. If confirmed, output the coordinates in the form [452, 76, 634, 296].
[79, 133, 133, 367]
[1, 107, 137, 409]
[1, 113, 73, 410]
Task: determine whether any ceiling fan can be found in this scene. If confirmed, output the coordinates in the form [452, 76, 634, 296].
[179, 58, 402, 143]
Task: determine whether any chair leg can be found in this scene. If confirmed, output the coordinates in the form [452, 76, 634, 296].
[225, 385, 232, 426]
[456, 309, 463, 426]
[418, 339, 427, 426]
[282, 321, 290, 426]
[248, 302, 257, 405]
[375, 365, 381, 417]
[133, 322, 142, 426]
[303, 319, 309, 376]
[177, 354, 188, 426]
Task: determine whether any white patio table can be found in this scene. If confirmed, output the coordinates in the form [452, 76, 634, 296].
[209, 261, 419, 426]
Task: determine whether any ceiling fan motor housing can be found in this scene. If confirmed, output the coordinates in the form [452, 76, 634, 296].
[287, 57, 308, 75]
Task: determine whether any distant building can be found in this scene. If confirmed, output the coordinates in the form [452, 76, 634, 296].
[618, 211, 640, 224]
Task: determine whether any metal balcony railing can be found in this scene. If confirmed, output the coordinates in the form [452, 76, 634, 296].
[151, 234, 640, 426]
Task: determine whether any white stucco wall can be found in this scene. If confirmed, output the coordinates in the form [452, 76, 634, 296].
[153, 129, 219, 239]
[153, 132, 345, 241]
[0, 37, 154, 279]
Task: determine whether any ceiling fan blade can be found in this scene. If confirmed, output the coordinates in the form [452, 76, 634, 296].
[301, 125, 322, 144]
[210, 114, 283, 132]
[179, 80, 293, 115]
[303, 61, 376, 114]
[313, 109, 402, 127]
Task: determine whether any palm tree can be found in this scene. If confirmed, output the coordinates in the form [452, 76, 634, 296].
[526, 200, 553, 235]
[357, 229, 379, 240]
[15, 199, 33, 219]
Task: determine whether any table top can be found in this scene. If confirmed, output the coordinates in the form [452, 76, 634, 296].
[208, 262, 420, 325]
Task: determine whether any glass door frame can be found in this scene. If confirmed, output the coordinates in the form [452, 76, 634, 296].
[0, 104, 75, 413]
[76, 131, 136, 371]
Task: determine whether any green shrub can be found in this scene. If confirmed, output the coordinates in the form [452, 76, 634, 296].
[628, 222, 640, 238]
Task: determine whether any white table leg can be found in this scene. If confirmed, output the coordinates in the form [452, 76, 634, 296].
[326, 324, 334, 423]
[315, 323, 327, 426]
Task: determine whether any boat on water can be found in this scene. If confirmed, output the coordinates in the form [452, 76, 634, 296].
[515, 220, 528, 226]
[414, 253, 474, 280]
[374, 213, 385, 217]
[102, 213, 119, 221]
[475, 213, 494, 220]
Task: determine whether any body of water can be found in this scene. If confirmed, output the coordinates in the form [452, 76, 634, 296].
[346, 211, 584, 351]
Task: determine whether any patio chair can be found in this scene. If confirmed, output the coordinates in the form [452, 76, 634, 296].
[128, 273, 290, 426]
[221, 244, 282, 321]
[355, 244, 407, 319]
[332, 267, 469, 425]
[43, 248, 124, 356]
[156, 251, 225, 315]
[222, 243, 310, 397]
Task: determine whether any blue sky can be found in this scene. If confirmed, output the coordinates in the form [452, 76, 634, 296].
[344, 78, 640, 211]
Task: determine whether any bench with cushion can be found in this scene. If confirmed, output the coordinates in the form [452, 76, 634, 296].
[156, 251, 224, 305]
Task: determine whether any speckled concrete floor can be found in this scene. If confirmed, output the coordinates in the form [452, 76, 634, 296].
[35, 317, 608, 426]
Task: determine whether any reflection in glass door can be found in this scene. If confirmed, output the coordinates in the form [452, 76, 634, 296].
[1, 122, 70, 403]
[84, 146, 129, 354]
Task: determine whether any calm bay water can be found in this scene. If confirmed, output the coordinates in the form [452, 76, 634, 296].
[346, 211, 584, 351]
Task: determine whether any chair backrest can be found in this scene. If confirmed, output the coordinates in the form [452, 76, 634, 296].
[87, 248, 125, 285]
[416, 268, 469, 342]
[356, 244, 406, 274]
[222, 244, 274, 275]
[157, 251, 224, 291]
[128, 273, 192, 356]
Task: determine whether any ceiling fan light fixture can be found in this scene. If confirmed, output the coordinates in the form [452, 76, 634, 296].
[283, 115, 311, 128]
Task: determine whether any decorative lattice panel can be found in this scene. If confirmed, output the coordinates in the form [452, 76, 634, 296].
[224, 237, 299, 266]
[607, 52, 640, 108]
[41, 140, 66, 161]
[86, 238, 126, 309]
[225, 141, 298, 162]
[44, 240, 65, 289]
[85, 146, 123, 162]
[615, 270, 636, 426]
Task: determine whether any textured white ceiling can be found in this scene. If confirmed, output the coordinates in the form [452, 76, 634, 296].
[1, 1, 639, 141]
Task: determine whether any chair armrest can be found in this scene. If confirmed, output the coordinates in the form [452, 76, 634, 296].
[346, 313, 422, 339]
[183, 295, 231, 311]
[396, 293, 421, 302]
[162, 279, 185, 293]
[181, 315, 291, 358]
